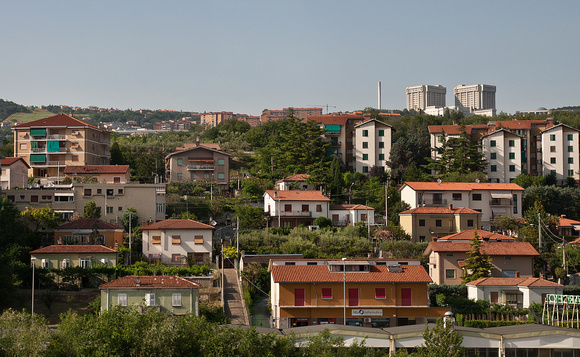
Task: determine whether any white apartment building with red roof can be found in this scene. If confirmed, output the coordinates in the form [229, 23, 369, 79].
[264, 190, 331, 228]
[400, 182, 524, 231]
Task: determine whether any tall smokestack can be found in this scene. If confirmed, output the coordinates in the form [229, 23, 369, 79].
[378, 82, 382, 110]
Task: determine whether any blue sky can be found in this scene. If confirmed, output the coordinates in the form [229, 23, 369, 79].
[1, 1, 579, 116]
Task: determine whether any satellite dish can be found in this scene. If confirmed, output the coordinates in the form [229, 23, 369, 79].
[211, 220, 217, 226]
[437, 178, 441, 184]
[475, 178, 480, 183]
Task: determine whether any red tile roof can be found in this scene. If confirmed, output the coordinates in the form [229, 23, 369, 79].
[426, 241, 539, 256]
[0, 157, 30, 168]
[30, 245, 118, 254]
[402, 182, 524, 192]
[467, 277, 562, 287]
[437, 230, 515, 241]
[265, 190, 330, 202]
[64, 165, 129, 175]
[558, 214, 580, 228]
[141, 219, 215, 231]
[330, 204, 374, 210]
[276, 174, 311, 183]
[428, 124, 487, 135]
[99, 276, 200, 289]
[55, 218, 122, 231]
[13, 114, 102, 131]
[490, 120, 551, 130]
[309, 114, 364, 125]
[399, 207, 481, 215]
[271, 264, 432, 283]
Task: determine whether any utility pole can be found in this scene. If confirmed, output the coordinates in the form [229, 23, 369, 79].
[128, 211, 132, 265]
[385, 177, 390, 225]
[538, 212, 542, 251]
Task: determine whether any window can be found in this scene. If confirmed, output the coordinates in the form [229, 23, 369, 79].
[551, 157, 556, 164]
[194, 235, 204, 244]
[433, 193, 442, 204]
[217, 159, 225, 166]
[41, 259, 50, 269]
[569, 157, 574, 164]
[490, 140, 496, 147]
[419, 236, 426, 242]
[550, 146, 556, 152]
[84, 189, 92, 196]
[302, 204, 309, 212]
[378, 142, 384, 148]
[504, 256, 512, 262]
[316, 204, 322, 212]
[508, 140, 515, 147]
[79, 258, 91, 268]
[490, 153, 496, 160]
[118, 293, 128, 306]
[509, 165, 516, 172]
[375, 288, 386, 299]
[97, 189, 102, 194]
[551, 169, 556, 175]
[435, 219, 442, 227]
[362, 142, 368, 149]
[569, 146, 574, 152]
[378, 154, 384, 160]
[467, 219, 474, 227]
[509, 152, 515, 159]
[177, 158, 183, 166]
[106, 207, 114, 214]
[452, 193, 462, 201]
[284, 204, 292, 212]
[145, 293, 155, 306]
[72, 155, 79, 162]
[446, 269, 456, 279]
[378, 129, 384, 137]
[362, 166, 368, 173]
[362, 154, 368, 160]
[171, 254, 181, 264]
[295, 289, 305, 306]
[172, 235, 181, 244]
[491, 165, 497, 172]
[152, 235, 161, 244]
[361, 214, 367, 221]
[419, 219, 425, 227]
[446, 252, 454, 257]
[321, 288, 332, 299]
[113, 176, 121, 183]
[472, 193, 482, 201]
[217, 173, 225, 180]
[362, 130, 368, 137]
[118, 206, 123, 212]
[107, 189, 114, 196]
[172, 293, 182, 307]
[568, 134, 574, 141]
[569, 170, 575, 177]
[62, 259, 70, 269]
[550, 134, 556, 141]
[401, 288, 411, 306]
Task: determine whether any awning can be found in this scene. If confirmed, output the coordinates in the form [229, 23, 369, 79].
[54, 192, 74, 197]
[54, 210, 74, 213]
[30, 128, 46, 137]
[490, 191, 512, 199]
[491, 207, 507, 215]
[30, 154, 46, 163]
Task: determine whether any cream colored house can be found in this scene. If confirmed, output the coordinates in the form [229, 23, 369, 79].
[481, 129, 522, 183]
[30, 245, 118, 269]
[328, 204, 375, 227]
[541, 123, 580, 185]
[264, 190, 331, 228]
[275, 174, 315, 191]
[100, 275, 200, 315]
[0, 157, 30, 189]
[141, 219, 214, 266]
[467, 277, 563, 308]
[423, 230, 539, 285]
[399, 206, 481, 243]
[354, 119, 392, 174]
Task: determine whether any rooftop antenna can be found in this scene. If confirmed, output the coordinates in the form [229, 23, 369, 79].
[378, 82, 382, 110]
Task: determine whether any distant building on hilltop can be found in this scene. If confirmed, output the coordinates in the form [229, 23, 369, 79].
[406, 85, 446, 111]
[260, 108, 322, 123]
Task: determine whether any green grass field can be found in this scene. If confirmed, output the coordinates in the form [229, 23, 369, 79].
[5, 108, 55, 123]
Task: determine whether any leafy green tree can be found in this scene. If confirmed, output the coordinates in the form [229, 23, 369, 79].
[121, 207, 139, 233]
[417, 317, 464, 357]
[0, 309, 51, 357]
[425, 128, 486, 176]
[461, 231, 493, 283]
[110, 141, 125, 165]
[83, 201, 101, 219]
[313, 216, 332, 228]
[235, 205, 265, 229]
[20, 204, 62, 232]
[387, 128, 431, 183]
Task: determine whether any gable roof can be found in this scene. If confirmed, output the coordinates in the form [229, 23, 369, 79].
[141, 219, 215, 231]
[178, 142, 222, 151]
[399, 207, 481, 215]
[99, 275, 200, 289]
[424, 241, 539, 256]
[55, 218, 122, 231]
[309, 114, 364, 125]
[13, 114, 102, 131]
[428, 124, 487, 135]
[276, 174, 311, 183]
[271, 264, 431, 284]
[30, 245, 118, 254]
[480, 128, 522, 139]
[557, 214, 580, 228]
[329, 204, 374, 211]
[489, 119, 550, 130]
[401, 182, 524, 192]
[264, 190, 330, 202]
[437, 230, 515, 241]
[354, 118, 393, 129]
[467, 277, 562, 288]
[0, 157, 31, 168]
[541, 122, 579, 134]
[165, 143, 231, 159]
[64, 165, 130, 175]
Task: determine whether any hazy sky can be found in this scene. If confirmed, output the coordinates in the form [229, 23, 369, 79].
[2, 1, 579, 116]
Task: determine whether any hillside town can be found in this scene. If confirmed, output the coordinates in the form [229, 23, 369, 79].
[3, 84, 580, 355]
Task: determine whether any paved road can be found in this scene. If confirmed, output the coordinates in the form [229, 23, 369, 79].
[223, 268, 249, 325]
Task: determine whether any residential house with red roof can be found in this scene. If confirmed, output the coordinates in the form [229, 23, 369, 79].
[165, 141, 231, 191]
[12, 114, 110, 181]
[264, 190, 331, 228]
[0, 157, 30, 189]
[270, 259, 449, 328]
[399, 205, 482, 243]
[100, 276, 200, 315]
[275, 174, 315, 191]
[141, 219, 215, 266]
[63, 165, 130, 184]
[30, 244, 118, 269]
[400, 182, 524, 231]
[328, 204, 375, 227]
[466, 277, 563, 308]
[423, 230, 539, 285]
[53, 218, 124, 247]
[559, 215, 580, 238]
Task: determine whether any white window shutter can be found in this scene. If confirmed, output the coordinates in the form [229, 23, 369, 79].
[145, 293, 155, 306]
[118, 293, 127, 306]
[172, 293, 182, 307]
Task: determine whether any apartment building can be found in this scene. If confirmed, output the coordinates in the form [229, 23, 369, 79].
[454, 84, 496, 116]
[481, 129, 522, 183]
[13, 114, 110, 180]
[165, 142, 231, 191]
[354, 119, 393, 174]
[541, 123, 580, 185]
[261, 107, 322, 123]
[400, 182, 524, 231]
[399, 206, 482, 243]
[270, 258, 449, 328]
[405, 85, 446, 111]
[200, 112, 233, 128]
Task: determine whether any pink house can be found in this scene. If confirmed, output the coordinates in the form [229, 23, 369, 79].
[64, 165, 131, 184]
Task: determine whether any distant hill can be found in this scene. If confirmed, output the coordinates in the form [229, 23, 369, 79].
[0, 99, 32, 121]
[6, 108, 55, 123]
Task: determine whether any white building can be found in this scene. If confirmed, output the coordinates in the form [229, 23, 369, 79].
[264, 190, 330, 228]
[454, 84, 496, 116]
[328, 204, 375, 226]
[406, 85, 446, 111]
[399, 182, 524, 231]
[481, 129, 522, 183]
[467, 277, 563, 308]
[354, 119, 393, 174]
[541, 123, 580, 185]
[141, 219, 214, 265]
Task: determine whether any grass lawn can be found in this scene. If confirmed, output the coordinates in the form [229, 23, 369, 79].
[5, 108, 55, 123]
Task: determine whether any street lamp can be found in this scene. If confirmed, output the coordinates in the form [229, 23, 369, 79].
[342, 257, 347, 325]
[31, 257, 36, 315]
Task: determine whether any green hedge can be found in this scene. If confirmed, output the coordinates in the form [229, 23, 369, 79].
[463, 320, 537, 328]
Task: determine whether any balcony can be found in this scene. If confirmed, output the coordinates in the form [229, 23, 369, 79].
[279, 211, 312, 217]
[278, 297, 430, 308]
[420, 199, 447, 206]
[187, 164, 214, 171]
[31, 147, 68, 153]
[489, 199, 513, 206]
[47, 134, 67, 140]
[30, 161, 65, 167]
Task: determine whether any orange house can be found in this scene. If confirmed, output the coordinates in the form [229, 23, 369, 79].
[270, 259, 448, 329]
[54, 218, 124, 248]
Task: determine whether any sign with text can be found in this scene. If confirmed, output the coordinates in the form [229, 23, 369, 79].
[351, 309, 383, 316]
[546, 294, 580, 304]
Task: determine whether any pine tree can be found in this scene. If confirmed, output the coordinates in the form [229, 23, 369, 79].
[461, 231, 493, 283]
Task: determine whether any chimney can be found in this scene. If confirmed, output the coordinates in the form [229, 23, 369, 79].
[546, 117, 554, 128]
[448, 204, 453, 210]
[135, 277, 141, 287]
